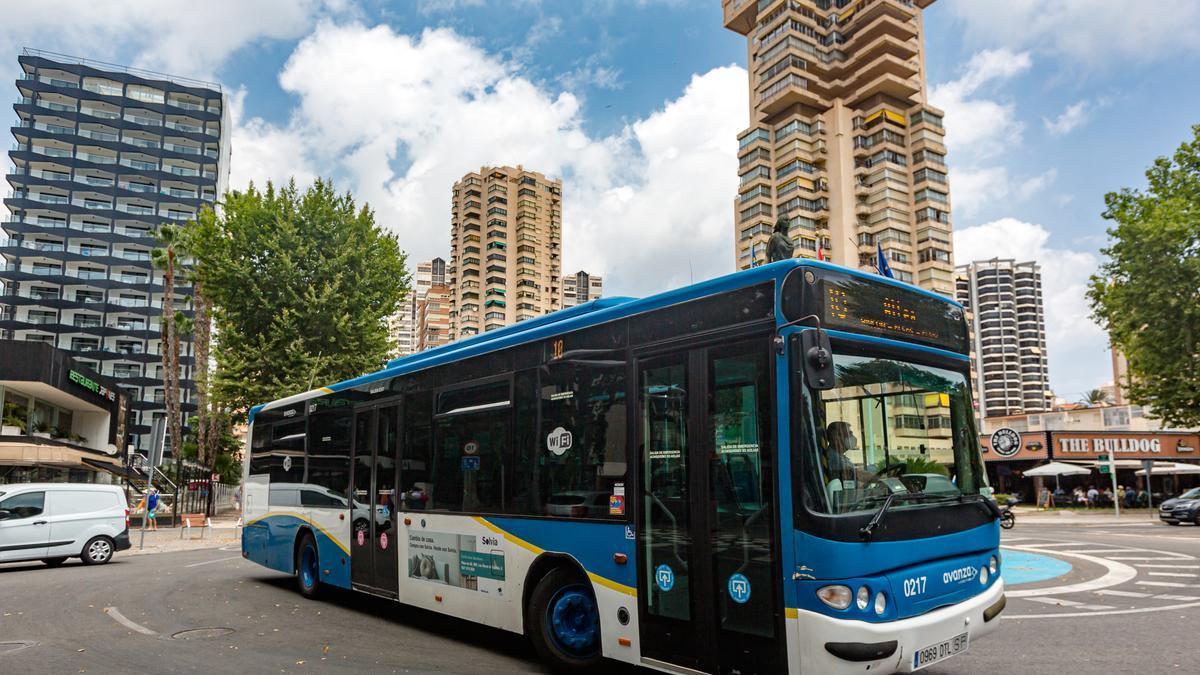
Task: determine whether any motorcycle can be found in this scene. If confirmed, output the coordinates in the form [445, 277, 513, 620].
[999, 498, 1016, 529]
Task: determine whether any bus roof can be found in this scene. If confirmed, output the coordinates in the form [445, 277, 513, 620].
[250, 259, 961, 418]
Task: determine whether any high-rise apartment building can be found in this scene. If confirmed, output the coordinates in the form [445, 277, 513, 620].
[416, 281, 452, 352]
[561, 270, 603, 308]
[389, 257, 447, 358]
[723, 0, 955, 296]
[1, 49, 230, 453]
[448, 166, 561, 337]
[955, 259, 1051, 417]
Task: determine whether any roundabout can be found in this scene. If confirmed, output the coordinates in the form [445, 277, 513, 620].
[1001, 550, 1073, 586]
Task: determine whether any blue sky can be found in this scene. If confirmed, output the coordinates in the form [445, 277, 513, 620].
[4, 0, 1199, 401]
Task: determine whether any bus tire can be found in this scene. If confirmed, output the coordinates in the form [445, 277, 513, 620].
[526, 566, 602, 672]
[295, 532, 321, 599]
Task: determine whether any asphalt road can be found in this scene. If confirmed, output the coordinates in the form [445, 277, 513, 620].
[1, 520, 1197, 674]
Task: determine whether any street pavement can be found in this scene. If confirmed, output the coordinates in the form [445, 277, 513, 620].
[1, 520, 1197, 674]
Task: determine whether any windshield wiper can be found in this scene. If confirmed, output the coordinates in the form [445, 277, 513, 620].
[858, 491, 931, 541]
[958, 493, 1003, 519]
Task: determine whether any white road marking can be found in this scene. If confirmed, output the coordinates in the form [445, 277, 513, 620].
[1004, 600, 1200, 619]
[1136, 564, 1200, 569]
[103, 607, 157, 636]
[1016, 542, 1091, 548]
[1106, 556, 1189, 561]
[185, 555, 243, 568]
[1153, 594, 1200, 601]
[1147, 572, 1198, 578]
[1135, 581, 1200, 588]
[1004, 545, 1138, 598]
[1023, 597, 1114, 610]
[1094, 590, 1152, 598]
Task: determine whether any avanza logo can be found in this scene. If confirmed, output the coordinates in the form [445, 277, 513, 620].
[943, 566, 978, 584]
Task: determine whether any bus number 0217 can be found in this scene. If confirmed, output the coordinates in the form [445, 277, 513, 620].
[903, 576, 926, 597]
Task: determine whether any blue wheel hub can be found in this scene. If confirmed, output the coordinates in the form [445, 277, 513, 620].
[547, 586, 599, 656]
[300, 543, 317, 589]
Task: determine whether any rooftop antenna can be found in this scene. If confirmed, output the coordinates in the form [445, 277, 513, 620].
[689, 258, 694, 284]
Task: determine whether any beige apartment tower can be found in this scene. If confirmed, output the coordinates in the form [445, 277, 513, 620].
[449, 166, 562, 337]
[723, 0, 954, 295]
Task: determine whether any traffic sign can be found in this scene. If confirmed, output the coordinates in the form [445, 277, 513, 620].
[1099, 464, 1111, 474]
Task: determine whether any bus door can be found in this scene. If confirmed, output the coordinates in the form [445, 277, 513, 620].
[350, 403, 401, 596]
[636, 340, 782, 674]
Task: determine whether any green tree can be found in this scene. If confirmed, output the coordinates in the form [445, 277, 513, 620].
[1080, 388, 1112, 407]
[1088, 125, 1200, 428]
[191, 179, 409, 414]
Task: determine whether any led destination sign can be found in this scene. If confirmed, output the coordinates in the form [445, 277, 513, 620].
[819, 276, 967, 353]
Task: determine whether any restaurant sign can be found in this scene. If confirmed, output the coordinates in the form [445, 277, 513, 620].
[69, 369, 117, 402]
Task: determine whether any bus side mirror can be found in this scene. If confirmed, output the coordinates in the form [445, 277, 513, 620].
[800, 329, 835, 390]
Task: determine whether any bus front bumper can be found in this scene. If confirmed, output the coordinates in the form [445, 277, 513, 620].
[793, 579, 1005, 673]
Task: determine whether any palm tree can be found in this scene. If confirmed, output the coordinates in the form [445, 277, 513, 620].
[151, 225, 184, 473]
[1080, 388, 1113, 407]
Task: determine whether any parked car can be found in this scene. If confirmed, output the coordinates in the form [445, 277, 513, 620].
[0, 483, 130, 566]
[895, 473, 962, 498]
[1158, 487, 1200, 526]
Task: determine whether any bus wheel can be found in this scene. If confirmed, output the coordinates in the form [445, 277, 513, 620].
[295, 532, 321, 599]
[527, 567, 601, 671]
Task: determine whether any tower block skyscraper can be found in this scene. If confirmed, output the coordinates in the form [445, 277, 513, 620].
[724, 0, 954, 296]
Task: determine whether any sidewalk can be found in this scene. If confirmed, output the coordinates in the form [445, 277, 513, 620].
[124, 513, 242, 556]
[1010, 506, 1166, 525]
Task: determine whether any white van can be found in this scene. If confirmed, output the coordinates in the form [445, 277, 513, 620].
[0, 483, 131, 566]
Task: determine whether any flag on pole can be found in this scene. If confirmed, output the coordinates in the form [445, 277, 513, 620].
[876, 242, 895, 279]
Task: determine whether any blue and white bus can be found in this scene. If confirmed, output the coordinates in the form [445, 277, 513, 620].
[242, 259, 1004, 673]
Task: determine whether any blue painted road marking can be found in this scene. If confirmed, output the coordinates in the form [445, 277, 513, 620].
[1003, 550, 1073, 585]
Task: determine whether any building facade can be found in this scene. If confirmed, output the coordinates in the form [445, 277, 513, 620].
[723, 0, 954, 295]
[416, 280, 452, 352]
[955, 259, 1051, 418]
[1, 49, 230, 454]
[388, 258, 447, 358]
[1, 339, 128, 483]
[561, 270, 603, 308]
[448, 166, 562, 338]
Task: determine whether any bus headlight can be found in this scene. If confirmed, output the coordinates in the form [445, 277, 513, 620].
[816, 585, 852, 610]
[980, 566, 989, 585]
[855, 586, 870, 610]
[874, 591, 887, 615]
[989, 555, 998, 575]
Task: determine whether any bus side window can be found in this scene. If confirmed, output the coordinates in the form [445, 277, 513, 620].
[401, 392, 433, 511]
[306, 403, 353, 501]
[536, 360, 627, 519]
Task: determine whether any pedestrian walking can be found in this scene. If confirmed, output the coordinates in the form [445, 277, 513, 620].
[136, 488, 161, 531]
[1086, 485, 1099, 508]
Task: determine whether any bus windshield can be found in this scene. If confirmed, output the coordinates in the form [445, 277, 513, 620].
[801, 350, 986, 516]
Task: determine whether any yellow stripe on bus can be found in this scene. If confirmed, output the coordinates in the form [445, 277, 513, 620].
[473, 517, 637, 597]
[246, 511, 350, 556]
[786, 607, 799, 619]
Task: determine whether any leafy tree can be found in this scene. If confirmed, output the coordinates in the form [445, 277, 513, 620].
[1088, 125, 1200, 428]
[191, 179, 409, 414]
[1080, 388, 1112, 407]
[900, 456, 949, 477]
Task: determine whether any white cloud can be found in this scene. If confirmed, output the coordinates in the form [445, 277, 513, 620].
[954, 218, 1107, 397]
[947, 0, 1200, 67]
[0, 0, 351, 78]
[949, 167, 1055, 218]
[1016, 168, 1057, 200]
[1043, 101, 1089, 136]
[929, 48, 1031, 162]
[233, 23, 746, 295]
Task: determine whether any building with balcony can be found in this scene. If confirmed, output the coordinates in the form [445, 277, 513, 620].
[390, 257, 447, 357]
[448, 166, 561, 338]
[955, 259, 1051, 418]
[416, 280, 452, 352]
[723, 0, 955, 296]
[561, 270, 603, 308]
[1, 49, 230, 455]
